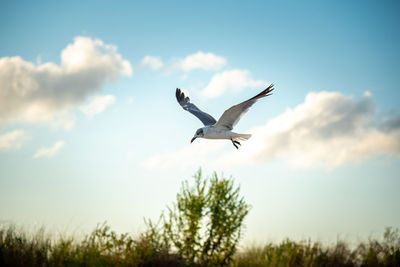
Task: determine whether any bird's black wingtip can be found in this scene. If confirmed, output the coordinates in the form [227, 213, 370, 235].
[262, 83, 275, 96]
[176, 88, 190, 104]
[249, 83, 275, 101]
[176, 88, 183, 102]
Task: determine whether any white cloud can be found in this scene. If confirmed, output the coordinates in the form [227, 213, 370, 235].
[143, 91, 400, 170]
[143, 140, 226, 170]
[140, 55, 163, 70]
[216, 91, 400, 168]
[0, 36, 132, 128]
[0, 130, 28, 151]
[33, 140, 65, 159]
[171, 51, 227, 72]
[201, 69, 266, 98]
[80, 95, 116, 116]
[46, 112, 76, 130]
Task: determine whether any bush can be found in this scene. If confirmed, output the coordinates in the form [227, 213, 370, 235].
[148, 169, 251, 266]
[163, 170, 249, 266]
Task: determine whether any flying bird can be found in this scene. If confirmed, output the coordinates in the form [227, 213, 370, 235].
[175, 84, 274, 149]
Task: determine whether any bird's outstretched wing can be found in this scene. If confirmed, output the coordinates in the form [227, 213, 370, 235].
[176, 88, 217, 126]
[214, 84, 274, 130]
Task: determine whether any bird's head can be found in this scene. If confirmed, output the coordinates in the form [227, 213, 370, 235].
[191, 128, 205, 143]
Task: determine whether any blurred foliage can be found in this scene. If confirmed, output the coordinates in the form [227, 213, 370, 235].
[0, 170, 399, 266]
[158, 169, 251, 266]
[0, 222, 185, 267]
[233, 227, 400, 267]
[1, 224, 399, 267]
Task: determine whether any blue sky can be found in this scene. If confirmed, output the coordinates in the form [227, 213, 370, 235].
[1, 0, 399, 243]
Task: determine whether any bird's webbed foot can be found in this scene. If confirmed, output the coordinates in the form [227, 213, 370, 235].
[231, 139, 241, 149]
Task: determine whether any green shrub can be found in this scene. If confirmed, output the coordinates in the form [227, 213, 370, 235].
[147, 169, 251, 266]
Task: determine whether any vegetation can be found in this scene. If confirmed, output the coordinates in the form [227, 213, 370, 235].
[1, 170, 399, 266]
[156, 169, 250, 266]
[233, 228, 400, 267]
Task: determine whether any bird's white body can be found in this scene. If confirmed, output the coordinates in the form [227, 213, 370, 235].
[200, 125, 251, 141]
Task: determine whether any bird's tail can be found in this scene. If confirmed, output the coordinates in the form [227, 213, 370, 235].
[233, 134, 252, 141]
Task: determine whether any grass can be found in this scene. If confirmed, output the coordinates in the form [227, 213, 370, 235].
[233, 233, 400, 267]
[1, 223, 399, 267]
[0, 222, 185, 267]
[1, 171, 398, 266]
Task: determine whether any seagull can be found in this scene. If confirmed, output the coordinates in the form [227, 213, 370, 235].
[176, 84, 274, 149]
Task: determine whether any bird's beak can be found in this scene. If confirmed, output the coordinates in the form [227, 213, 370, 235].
[191, 137, 197, 143]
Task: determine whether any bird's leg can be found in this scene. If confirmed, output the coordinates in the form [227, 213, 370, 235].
[232, 141, 238, 149]
[231, 139, 241, 149]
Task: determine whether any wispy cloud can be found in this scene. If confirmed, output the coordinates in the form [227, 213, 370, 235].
[0, 130, 28, 151]
[0, 36, 132, 129]
[143, 141, 226, 170]
[140, 55, 163, 70]
[80, 95, 116, 116]
[33, 140, 65, 159]
[201, 69, 266, 98]
[144, 91, 400, 170]
[170, 51, 227, 72]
